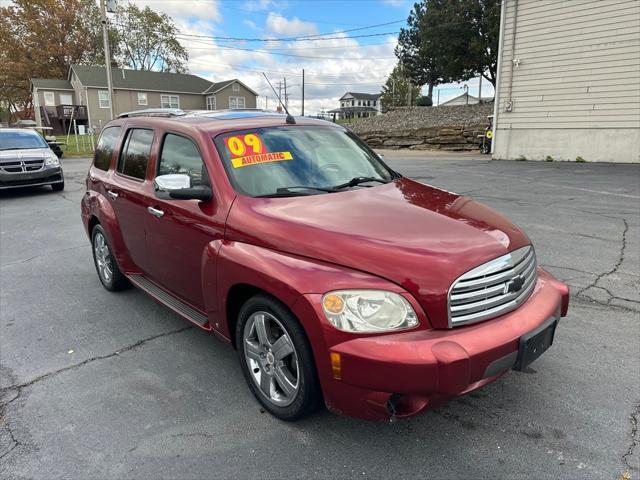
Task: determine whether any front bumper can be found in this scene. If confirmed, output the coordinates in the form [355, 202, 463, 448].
[0, 166, 64, 190]
[296, 268, 569, 421]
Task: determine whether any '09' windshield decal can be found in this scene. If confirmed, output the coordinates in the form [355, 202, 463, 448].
[224, 133, 293, 168]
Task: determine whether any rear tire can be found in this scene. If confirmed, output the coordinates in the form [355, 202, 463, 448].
[236, 294, 322, 421]
[91, 225, 129, 291]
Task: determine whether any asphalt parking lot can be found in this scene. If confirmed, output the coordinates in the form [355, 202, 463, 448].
[1, 154, 639, 479]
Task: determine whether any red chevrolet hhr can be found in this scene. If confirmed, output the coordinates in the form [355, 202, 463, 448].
[81, 109, 569, 421]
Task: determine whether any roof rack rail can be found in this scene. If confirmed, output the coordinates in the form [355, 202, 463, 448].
[117, 108, 186, 119]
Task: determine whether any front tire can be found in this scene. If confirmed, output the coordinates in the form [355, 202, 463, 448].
[91, 225, 128, 291]
[236, 294, 322, 421]
[52, 181, 64, 191]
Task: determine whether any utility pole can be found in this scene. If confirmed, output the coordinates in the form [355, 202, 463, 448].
[301, 69, 305, 116]
[478, 74, 483, 103]
[100, 0, 116, 120]
[283, 77, 288, 110]
[277, 81, 283, 112]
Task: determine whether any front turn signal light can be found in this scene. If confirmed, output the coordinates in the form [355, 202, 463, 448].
[330, 352, 341, 380]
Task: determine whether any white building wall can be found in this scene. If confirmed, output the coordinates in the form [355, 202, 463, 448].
[493, 0, 640, 163]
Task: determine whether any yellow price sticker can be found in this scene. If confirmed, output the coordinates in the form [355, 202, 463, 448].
[231, 151, 293, 168]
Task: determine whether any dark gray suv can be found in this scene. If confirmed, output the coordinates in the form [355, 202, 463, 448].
[0, 128, 64, 191]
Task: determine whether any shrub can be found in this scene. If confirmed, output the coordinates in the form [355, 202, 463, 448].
[576, 156, 586, 163]
[545, 155, 554, 162]
[416, 96, 433, 107]
[516, 155, 527, 161]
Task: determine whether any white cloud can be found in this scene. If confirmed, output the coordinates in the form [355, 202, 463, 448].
[130, 0, 222, 22]
[242, 0, 286, 12]
[381, 0, 407, 6]
[243, 19, 258, 30]
[265, 12, 317, 37]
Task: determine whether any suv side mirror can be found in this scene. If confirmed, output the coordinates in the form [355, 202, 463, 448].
[154, 174, 212, 202]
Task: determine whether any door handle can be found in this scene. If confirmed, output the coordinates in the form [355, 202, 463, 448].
[106, 190, 118, 200]
[147, 206, 164, 218]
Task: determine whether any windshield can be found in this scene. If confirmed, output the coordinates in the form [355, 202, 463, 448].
[213, 126, 394, 197]
[0, 130, 48, 150]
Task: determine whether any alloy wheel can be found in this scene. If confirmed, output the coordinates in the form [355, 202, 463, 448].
[93, 232, 113, 285]
[243, 311, 300, 407]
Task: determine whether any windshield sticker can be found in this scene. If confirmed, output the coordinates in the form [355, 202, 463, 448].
[231, 151, 293, 168]
[224, 133, 265, 158]
[224, 133, 293, 168]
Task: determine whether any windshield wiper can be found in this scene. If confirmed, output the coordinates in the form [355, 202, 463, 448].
[0, 147, 42, 151]
[255, 190, 318, 198]
[330, 176, 390, 191]
[276, 186, 337, 194]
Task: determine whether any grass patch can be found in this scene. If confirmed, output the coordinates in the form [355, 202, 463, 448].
[53, 134, 97, 157]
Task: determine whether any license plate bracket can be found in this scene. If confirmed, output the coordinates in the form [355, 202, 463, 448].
[513, 317, 558, 371]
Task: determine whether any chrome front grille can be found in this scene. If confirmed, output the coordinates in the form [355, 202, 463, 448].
[448, 245, 538, 327]
[0, 159, 45, 174]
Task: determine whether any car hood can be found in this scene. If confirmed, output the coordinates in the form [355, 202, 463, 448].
[0, 148, 52, 163]
[226, 178, 531, 328]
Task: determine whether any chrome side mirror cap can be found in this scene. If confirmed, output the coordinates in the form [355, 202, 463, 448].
[154, 173, 191, 192]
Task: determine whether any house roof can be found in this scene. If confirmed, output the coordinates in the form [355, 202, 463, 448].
[439, 92, 494, 106]
[69, 65, 214, 94]
[203, 79, 259, 96]
[340, 92, 381, 100]
[30, 78, 74, 91]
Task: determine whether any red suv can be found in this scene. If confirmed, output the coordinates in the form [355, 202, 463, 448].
[81, 109, 569, 421]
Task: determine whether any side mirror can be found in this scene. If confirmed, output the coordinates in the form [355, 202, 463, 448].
[154, 174, 212, 202]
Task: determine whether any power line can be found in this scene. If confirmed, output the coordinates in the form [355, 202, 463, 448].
[187, 58, 389, 83]
[175, 31, 399, 43]
[184, 42, 396, 60]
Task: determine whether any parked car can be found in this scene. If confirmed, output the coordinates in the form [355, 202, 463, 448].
[0, 128, 64, 191]
[81, 109, 569, 421]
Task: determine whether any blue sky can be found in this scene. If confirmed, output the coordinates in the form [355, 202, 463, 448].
[130, 0, 492, 114]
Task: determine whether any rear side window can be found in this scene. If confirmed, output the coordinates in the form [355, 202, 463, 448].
[93, 126, 121, 171]
[118, 129, 154, 180]
[158, 134, 209, 186]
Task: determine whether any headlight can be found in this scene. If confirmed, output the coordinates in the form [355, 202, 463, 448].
[321, 290, 419, 332]
[44, 153, 59, 166]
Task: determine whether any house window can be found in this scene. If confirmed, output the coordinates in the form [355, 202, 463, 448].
[373, 100, 377, 106]
[59, 93, 73, 105]
[43, 91, 55, 106]
[351, 100, 354, 106]
[161, 95, 179, 109]
[232, 83, 240, 92]
[206, 95, 216, 110]
[229, 96, 245, 109]
[137, 92, 147, 105]
[98, 91, 111, 109]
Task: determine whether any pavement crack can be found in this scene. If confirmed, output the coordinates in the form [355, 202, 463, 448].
[621, 401, 640, 474]
[576, 218, 629, 297]
[0, 326, 192, 399]
[171, 432, 216, 440]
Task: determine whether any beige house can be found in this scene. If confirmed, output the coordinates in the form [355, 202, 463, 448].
[31, 65, 259, 134]
[492, 0, 640, 163]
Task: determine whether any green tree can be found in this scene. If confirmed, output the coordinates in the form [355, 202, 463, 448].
[113, 3, 188, 73]
[396, 0, 500, 99]
[380, 64, 422, 109]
